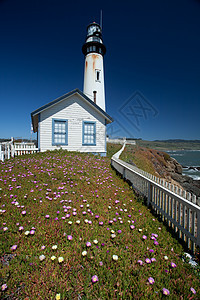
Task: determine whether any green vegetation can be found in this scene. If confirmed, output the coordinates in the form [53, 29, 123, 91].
[0, 150, 199, 299]
[106, 142, 122, 159]
[119, 144, 170, 177]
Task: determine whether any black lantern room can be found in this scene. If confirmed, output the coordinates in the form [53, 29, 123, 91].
[82, 22, 106, 56]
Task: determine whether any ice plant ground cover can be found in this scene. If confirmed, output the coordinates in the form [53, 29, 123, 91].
[0, 149, 199, 299]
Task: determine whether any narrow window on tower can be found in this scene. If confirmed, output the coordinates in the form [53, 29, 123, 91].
[95, 69, 101, 82]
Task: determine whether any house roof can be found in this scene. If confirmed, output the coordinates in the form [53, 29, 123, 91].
[31, 88, 113, 132]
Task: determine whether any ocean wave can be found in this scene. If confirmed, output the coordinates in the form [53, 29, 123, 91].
[190, 175, 200, 180]
[182, 166, 200, 171]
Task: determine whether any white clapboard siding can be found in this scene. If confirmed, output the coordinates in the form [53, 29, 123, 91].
[39, 94, 106, 153]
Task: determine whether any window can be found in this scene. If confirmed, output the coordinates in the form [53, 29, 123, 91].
[96, 69, 101, 82]
[82, 121, 96, 145]
[52, 119, 68, 145]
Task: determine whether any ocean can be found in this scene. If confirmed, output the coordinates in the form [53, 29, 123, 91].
[166, 150, 200, 180]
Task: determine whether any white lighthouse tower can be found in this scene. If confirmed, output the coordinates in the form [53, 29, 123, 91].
[82, 22, 106, 111]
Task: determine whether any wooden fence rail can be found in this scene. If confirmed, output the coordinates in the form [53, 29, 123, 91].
[111, 147, 200, 253]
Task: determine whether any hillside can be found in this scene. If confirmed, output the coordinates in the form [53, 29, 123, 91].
[120, 144, 200, 197]
[0, 150, 199, 299]
[136, 140, 200, 151]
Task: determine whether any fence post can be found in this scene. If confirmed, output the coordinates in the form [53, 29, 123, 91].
[123, 167, 126, 179]
[7, 145, 10, 159]
[197, 210, 200, 248]
[147, 182, 152, 206]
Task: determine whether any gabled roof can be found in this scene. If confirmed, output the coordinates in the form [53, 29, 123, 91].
[31, 88, 113, 132]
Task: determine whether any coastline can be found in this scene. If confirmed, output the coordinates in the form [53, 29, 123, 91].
[119, 144, 200, 198]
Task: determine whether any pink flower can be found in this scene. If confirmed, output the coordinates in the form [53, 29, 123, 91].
[1, 283, 7, 291]
[11, 245, 17, 251]
[162, 288, 170, 296]
[142, 235, 147, 240]
[86, 242, 91, 247]
[190, 287, 196, 294]
[130, 225, 135, 230]
[45, 215, 49, 218]
[21, 210, 26, 215]
[137, 260, 143, 265]
[91, 275, 98, 283]
[67, 235, 73, 241]
[148, 277, 155, 284]
[170, 262, 177, 268]
[145, 258, 151, 264]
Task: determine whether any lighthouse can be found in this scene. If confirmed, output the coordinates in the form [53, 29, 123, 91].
[82, 22, 106, 111]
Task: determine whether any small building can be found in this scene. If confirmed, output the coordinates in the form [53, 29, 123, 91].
[31, 22, 113, 156]
[31, 89, 113, 156]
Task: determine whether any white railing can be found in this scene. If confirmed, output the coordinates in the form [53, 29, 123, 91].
[111, 149, 200, 253]
[0, 140, 38, 161]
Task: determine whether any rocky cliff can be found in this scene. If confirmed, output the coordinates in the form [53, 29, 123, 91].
[120, 145, 200, 197]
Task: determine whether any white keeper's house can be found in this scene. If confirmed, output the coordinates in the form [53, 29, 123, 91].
[31, 22, 113, 156]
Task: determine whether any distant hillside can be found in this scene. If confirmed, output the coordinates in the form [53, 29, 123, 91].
[136, 139, 200, 150]
[154, 139, 200, 143]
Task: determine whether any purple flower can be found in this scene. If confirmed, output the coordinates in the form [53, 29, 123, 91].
[162, 288, 170, 296]
[11, 245, 17, 251]
[190, 287, 196, 294]
[118, 230, 122, 234]
[148, 277, 155, 284]
[137, 260, 143, 265]
[67, 235, 73, 241]
[151, 258, 156, 262]
[99, 221, 103, 226]
[1, 284, 7, 291]
[45, 215, 49, 218]
[21, 210, 26, 215]
[170, 262, 177, 268]
[30, 230, 35, 235]
[145, 258, 151, 264]
[95, 215, 99, 219]
[142, 235, 147, 240]
[149, 249, 154, 253]
[91, 275, 98, 283]
[99, 261, 103, 266]
[154, 241, 159, 245]
[130, 225, 135, 230]
[86, 241, 91, 247]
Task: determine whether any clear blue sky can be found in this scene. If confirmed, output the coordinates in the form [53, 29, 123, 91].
[0, 0, 200, 140]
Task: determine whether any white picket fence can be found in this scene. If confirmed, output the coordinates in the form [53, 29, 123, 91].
[111, 145, 200, 252]
[0, 139, 38, 161]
